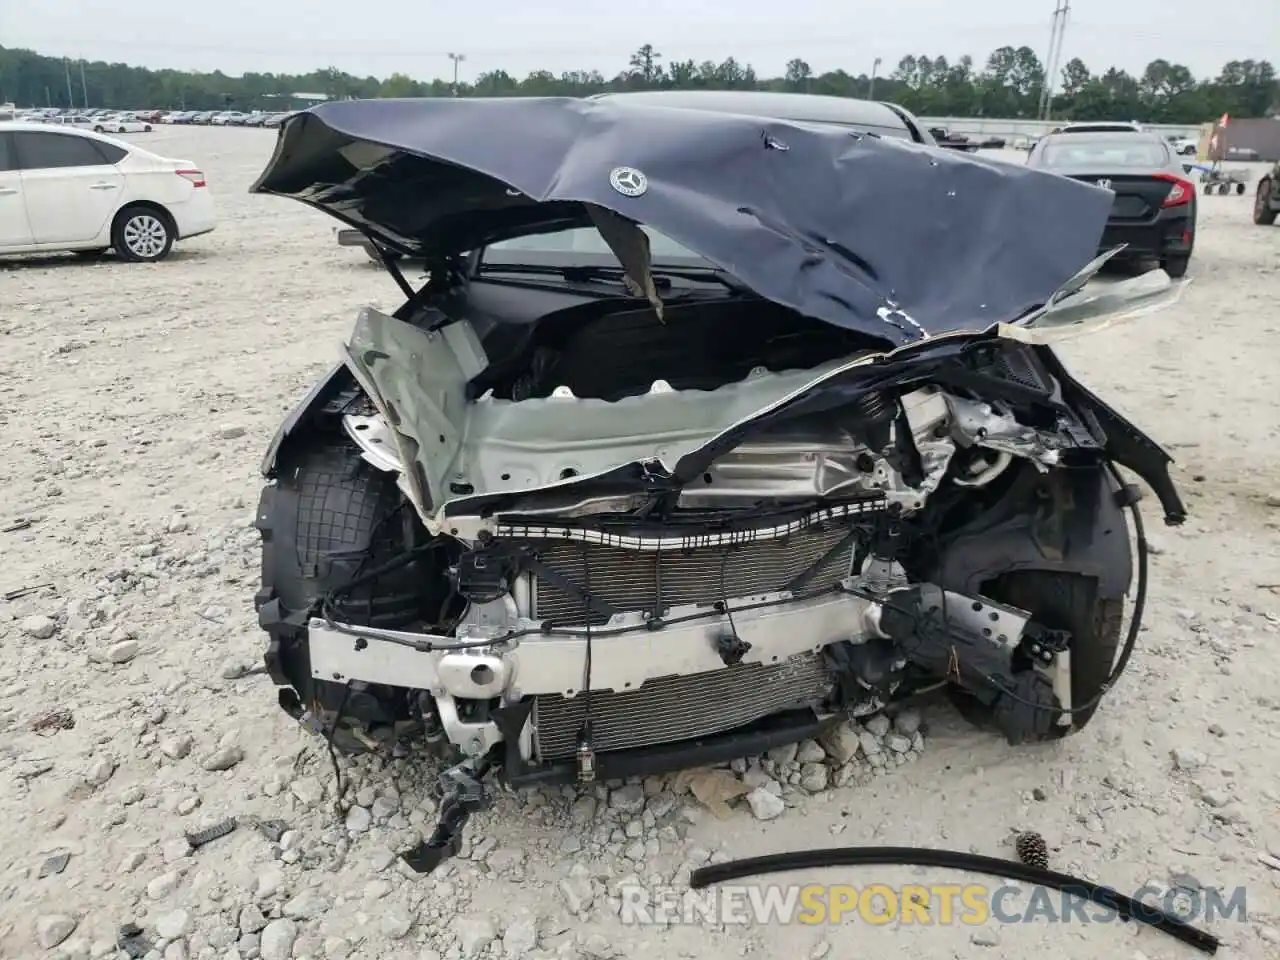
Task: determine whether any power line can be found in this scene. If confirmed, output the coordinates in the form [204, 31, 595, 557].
[1038, 1, 1070, 121]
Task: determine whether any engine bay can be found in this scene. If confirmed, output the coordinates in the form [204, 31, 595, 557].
[465, 293, 876, 403]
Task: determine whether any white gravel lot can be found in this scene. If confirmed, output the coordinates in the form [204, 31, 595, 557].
[1, 128, 1278, 960]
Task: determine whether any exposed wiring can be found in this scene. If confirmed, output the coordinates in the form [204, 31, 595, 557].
[719, 548, 742, 640]
[576, 543, 596, 770]
[317, 461, 1147, 725]
[860, 462, 1150, 717]
[974, 463, 1148, 716]
[332, 582, 845, 650]
[326, 682, 353, 817]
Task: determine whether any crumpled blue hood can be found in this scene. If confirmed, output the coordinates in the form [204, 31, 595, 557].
[250, 96, 1114, 346]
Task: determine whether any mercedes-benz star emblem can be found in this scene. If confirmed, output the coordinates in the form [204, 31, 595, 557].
[609, 166, 648, 197]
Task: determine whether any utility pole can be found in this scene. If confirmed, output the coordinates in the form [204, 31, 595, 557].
[447, 52, 466, 96]
[868, 57, 882, 100]
[1038, 0, 1070, 121]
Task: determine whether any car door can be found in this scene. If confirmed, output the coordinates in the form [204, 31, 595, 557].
[0, 132, 35, 247]
[13, 130, 126, 244]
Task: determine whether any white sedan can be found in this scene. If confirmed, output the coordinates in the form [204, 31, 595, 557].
[0, 122, 217, 262]
[92, 114, 153, 134]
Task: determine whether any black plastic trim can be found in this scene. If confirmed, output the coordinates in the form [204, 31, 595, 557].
[501, 708, 833, 787]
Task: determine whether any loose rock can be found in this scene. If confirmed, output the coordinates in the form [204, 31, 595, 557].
[36, 914, 77, 949]
[201, 745, 244, 771]
[22, 615, 58, 640]
[154, 909, 193, 939]
[104, 638, 140, 663]
[746, 787, 785, 820]
[259, 919, 298, 960]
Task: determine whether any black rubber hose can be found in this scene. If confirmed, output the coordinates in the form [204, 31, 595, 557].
[689, 846, 1219, 956]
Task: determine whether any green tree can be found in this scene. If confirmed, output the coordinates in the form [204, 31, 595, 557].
[784, 58, 813, 92]
[627, 44, 662, 88]
[381, 72, 421, 98]
[1, 43, 1275, 126]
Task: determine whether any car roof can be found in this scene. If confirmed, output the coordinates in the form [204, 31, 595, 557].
[0, 121, 142, 151]
[1054, 121, 1143, 133]
[589, 90, 926, 141]
[1039, 129, 1168, 146]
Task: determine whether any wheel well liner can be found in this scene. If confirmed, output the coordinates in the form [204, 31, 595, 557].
[931, 464, 1133, 601]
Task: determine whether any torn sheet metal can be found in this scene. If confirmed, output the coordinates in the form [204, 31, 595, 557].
[343, 306, 869, 528]
[344, 241, 1185, 531]
[585, 204, 664, 320]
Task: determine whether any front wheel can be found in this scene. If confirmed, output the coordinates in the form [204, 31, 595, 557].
[1254, 180, 1277, 225]
[1161, 254, 1190, 279]
[93, 125, 104, 133]
[112, 206, 175, 262]
[950, 571, 1125, 740]
[143, 125, 152, 132]
[256, 440, 448, 752]
[364, 244, 402, 263]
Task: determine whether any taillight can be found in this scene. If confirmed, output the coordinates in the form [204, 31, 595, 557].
[175, 169, 206, 188]
[1155, 172, 1192, 207]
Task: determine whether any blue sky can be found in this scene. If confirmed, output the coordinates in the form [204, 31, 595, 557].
[2, 0, 1273, 81]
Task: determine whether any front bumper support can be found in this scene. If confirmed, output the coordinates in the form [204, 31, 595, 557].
[306, 577, 1053, 764]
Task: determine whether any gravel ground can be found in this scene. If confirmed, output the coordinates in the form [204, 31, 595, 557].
[1, 129, 1278, 960]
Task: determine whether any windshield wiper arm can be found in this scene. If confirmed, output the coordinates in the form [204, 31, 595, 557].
[477, 262, 668, 289]
[478, 262, 747, 294]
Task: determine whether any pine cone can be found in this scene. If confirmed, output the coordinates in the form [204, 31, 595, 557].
[1015, 831, 1050, 870]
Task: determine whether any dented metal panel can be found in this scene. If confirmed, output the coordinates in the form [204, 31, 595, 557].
[250, 96, 1116, 346]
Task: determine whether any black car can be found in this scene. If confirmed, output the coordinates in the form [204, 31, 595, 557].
[1028, 131, 1196, 278]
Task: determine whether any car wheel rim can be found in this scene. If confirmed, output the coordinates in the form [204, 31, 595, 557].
[123, 215, 167, 258]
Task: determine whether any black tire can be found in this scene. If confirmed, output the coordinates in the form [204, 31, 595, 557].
[255, 441, 442, 750]
[93, 125, 104, 133]
[1234, 182, 1245, 196]
[111, 205, 175, 262]
[363, 244, 402, 263]
[1254, 180, 1277, 225]
[949, 571, 1125, 740]
[1161, 254, 1190, 279]
[143, 124, 152, 132]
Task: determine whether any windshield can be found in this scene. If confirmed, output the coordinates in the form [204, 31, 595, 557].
[1039, 138, 1169, 168]
[484, 225, 704, 265]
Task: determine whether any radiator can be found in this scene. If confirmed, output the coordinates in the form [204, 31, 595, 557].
[531, 653, 834, 761]
[530, 524, 856, 625]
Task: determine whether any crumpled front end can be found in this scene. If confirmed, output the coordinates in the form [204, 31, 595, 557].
[296, 264, 1187, 784]
[251, 100, 1188, 868]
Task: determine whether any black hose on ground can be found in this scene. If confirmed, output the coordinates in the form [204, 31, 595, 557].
[689, 846, 1219, 955]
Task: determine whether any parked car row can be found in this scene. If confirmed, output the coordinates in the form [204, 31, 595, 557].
[15, 110, 154, 133]
[9, 106, 296, 130]
[159, 110, 296, 127]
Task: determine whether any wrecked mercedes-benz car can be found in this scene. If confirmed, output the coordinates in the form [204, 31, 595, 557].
[250, 96, 1187, 854]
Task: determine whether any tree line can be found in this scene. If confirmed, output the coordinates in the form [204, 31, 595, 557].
[1, 43, 1276, 125]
